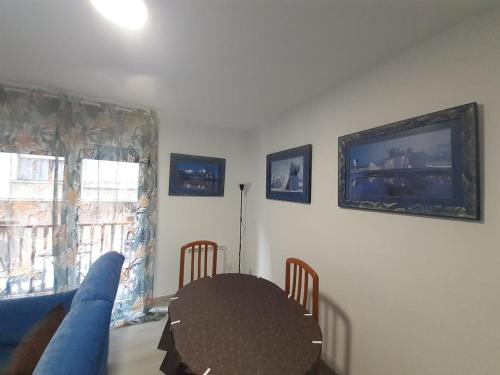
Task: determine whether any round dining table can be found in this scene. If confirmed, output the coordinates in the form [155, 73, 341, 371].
[158, 273, 322, 375]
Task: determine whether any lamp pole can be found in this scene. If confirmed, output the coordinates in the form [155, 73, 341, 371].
[238, 184, 244, 273]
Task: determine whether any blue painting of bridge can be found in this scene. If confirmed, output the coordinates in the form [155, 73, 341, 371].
[347, 126, 454, 202]
[339, 103, 479, 220]
[169, 154, 225, 196]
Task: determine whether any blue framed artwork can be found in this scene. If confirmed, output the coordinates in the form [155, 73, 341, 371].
[338, 103, 479, 220]
[169, 153, 225, 196]
[266, 145, 312, 203]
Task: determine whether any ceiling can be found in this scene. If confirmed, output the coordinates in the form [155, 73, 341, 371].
[0, 0, 498, 129]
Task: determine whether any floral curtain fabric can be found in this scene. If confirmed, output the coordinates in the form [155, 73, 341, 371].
[0, 83, 159, 327]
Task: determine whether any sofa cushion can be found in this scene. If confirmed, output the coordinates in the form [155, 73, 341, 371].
[0, 344, 15, 372]
[71, 251, 125, 306]
[5, 304, 66, 375]
[0, 290, 75, 346]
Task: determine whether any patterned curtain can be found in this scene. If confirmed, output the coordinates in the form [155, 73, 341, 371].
[0, 83, 159, 327]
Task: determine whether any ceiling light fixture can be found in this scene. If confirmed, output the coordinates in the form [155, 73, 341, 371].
[90, 0, 148, 30]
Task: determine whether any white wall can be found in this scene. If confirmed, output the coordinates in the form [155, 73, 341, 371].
[244, 9, 500, 375]
[154, 117, 251, 297]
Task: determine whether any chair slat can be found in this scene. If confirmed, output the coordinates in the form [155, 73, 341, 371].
[204, 245, 208, 277]
[190, 246, 195, 282]
[212, 244, 217, 276]
[297, 268, 302, 303]
[303, 273, 309, 307]
[291, 264, 297, 299]
[285, 261, 291, 296]
[197, 245, 201, 279]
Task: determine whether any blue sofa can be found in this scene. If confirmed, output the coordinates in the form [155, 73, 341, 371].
[0, 251, 124, 375]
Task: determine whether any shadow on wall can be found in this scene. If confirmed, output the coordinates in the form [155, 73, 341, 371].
[221, 245, 227, 274]
[318, 292, 352, 375]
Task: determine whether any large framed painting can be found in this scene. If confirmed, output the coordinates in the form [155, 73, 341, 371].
[266, 145, 312, 203]
[169, 153, 225, 196]
[338, 103, 479, 220]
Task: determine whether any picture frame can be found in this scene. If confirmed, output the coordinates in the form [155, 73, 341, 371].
[266, 144, 312, 203]
[169, 153, 225, 197]
[338, 103, 479, 220]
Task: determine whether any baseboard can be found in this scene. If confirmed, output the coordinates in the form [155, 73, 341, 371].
[154, 294, 174, 306]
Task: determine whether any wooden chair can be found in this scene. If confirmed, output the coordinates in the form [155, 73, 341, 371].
[285, 258, 319, 321]
[179, 240, 218, 289]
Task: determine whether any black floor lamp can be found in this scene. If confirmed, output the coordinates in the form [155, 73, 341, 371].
[238, 183, 244, 274]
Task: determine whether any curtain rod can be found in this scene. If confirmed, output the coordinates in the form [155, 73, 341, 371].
[4, 86, 60, 99]
[2, 82, 153, 113]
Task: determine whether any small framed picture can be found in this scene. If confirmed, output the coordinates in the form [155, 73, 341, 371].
[338, 103, 479, 219]
[169, 153, 225, 196]
[266, 145, 312, 203]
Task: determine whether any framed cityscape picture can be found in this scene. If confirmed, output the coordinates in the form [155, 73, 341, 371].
[169, 153, 225, 196]
[338, 103, 479, 220]
[266, 144, 312, 203]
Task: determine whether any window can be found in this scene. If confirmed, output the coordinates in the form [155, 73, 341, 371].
[76, 159, 140, 281]
[17, 155, 64, 182]
[0, 152, 65, 296]
[81, 159, 139, 203]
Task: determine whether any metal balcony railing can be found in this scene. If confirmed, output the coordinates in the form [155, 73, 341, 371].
[0, 222, 134, 298]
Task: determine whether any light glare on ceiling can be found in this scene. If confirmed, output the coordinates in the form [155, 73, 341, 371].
[90, 0, 147, 30]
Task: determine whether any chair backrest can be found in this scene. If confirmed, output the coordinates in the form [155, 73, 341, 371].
[285, 258, 319, 321]
[179, 240, 218, 289]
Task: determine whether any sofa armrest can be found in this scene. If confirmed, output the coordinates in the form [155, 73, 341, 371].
[0, 290, 76, 345]
[71, 251, 124, 306]
[33, 300, 113, 375]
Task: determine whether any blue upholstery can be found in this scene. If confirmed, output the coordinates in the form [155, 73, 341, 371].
[35, 251, 124, 375]
[0, 344, 15, 370]
[34, 300, 113, 375]
[0, 251, 124, 374]
[0, 289, 76, 370]
[0, 290, 76, 346]
[71, 251, 124, 306]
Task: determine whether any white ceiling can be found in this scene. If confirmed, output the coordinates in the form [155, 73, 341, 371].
[0, 0, 498, 129]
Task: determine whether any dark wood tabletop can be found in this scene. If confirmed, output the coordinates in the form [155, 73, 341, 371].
[158, 273, 322, 375]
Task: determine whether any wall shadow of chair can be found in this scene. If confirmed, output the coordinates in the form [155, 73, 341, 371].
[220, 244, 227, 273]
[317, 292, 352, 375]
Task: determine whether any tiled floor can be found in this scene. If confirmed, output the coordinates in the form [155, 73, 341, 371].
[108, 318, 166, 375]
